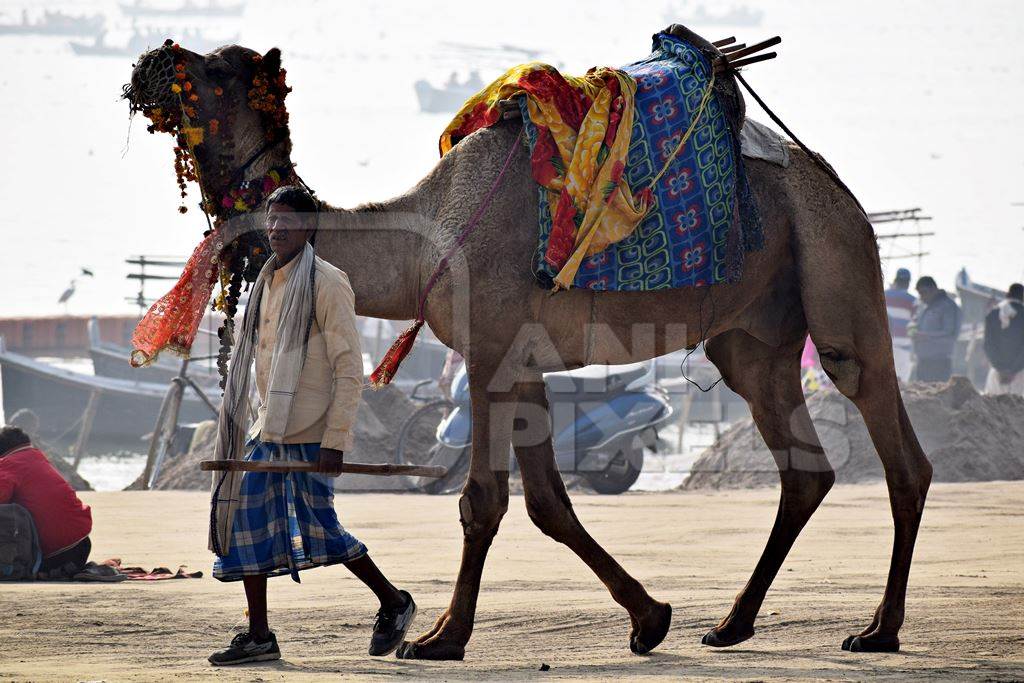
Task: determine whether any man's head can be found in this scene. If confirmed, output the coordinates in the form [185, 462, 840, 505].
[893, 267, 911, 290]
[1008, 283, 1023, 302]
[265, 185, 317, 264]
[916, 276, 939, 303]
[0, 426, 31, 458]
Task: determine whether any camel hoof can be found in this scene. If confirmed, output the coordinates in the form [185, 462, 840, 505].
[395, 640, 466, 661]
[629, 602, 672, 655]
[701, 625, 754, 648]
[841, 634, 900, 653]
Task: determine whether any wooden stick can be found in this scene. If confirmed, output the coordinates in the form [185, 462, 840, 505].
[723, 36, 781, 63]
[720, 43, 748, 54]
[712, 37, 736, 47]
[727, 52, 778, 70]
[200, 460, 448, 478]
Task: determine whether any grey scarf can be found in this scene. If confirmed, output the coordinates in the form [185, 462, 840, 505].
[209, 242, 316, 555]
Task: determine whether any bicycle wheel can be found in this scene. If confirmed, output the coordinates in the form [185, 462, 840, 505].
[142, 381, 184, 489]
[395, 399, 460, 492]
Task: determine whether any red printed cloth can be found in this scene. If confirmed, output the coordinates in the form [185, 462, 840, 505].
[100, 558, 203, 580]
[130, 230, 223, 367]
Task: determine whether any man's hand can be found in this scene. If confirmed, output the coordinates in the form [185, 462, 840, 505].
[317, 448, 345, 475]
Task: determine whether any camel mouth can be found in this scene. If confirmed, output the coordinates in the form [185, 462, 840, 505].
[123, 42, 180, 116]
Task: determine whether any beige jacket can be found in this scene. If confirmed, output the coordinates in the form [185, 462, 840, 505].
[246, 255, 363, 451]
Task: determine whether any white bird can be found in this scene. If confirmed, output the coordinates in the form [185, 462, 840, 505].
[57, 279, 77, 309]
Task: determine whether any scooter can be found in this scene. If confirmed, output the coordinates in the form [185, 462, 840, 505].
[411, 362, 673, 494]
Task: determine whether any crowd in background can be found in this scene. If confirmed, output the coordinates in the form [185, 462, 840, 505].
[884, 268, 1024, 394]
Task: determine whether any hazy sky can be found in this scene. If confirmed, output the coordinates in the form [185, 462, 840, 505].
[1, 0, 1022, 316]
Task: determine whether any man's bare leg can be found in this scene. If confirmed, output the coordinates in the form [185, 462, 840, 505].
[242, 574, 270, 640]
[344, 554, 405, 609]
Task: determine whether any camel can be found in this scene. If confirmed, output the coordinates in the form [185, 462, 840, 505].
[124, 33, 933, 660]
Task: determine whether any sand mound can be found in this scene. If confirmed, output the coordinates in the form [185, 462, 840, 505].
[144, 384, 427, 490]
[683, 377, 1024, 490]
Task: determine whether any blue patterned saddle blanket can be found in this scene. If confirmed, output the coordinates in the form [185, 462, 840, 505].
[529, 32, 763, 291]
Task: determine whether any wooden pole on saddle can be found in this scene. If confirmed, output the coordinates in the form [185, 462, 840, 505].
[200, 460, 448, 478]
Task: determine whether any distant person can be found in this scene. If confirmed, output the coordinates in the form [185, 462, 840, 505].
[982, 283, 1024, 396]
[909, 276, 961, 382]
[885, 268, 916, 381]
[0, 426, 93, 576]
[438, 349, 464, 401]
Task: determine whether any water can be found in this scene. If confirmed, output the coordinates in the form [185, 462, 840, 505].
[76, 451, 147, 490]
[0, 0, 1022, 320]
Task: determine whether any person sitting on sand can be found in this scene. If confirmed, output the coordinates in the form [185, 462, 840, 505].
[207, 186, 416, 666]
[0, 426, 93, 576]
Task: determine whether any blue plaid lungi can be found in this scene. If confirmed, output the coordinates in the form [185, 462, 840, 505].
[212, 441, 367, 583]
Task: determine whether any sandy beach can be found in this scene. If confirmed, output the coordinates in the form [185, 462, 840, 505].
[1, 481, 1022, 681]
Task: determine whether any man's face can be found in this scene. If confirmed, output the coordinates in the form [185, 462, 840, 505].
[917, 284, 938, 303]
[265, 204, 313, 263]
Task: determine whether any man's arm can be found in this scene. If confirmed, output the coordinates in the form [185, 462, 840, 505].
[318, 273, 364, 456]
[940, 301, 961, 341]
[0, 468, 15, 504]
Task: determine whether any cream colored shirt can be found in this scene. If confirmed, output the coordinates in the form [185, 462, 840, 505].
[247, 255, 363, 451]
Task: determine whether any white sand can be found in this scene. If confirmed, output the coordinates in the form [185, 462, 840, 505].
[1, 481, 1022, 680]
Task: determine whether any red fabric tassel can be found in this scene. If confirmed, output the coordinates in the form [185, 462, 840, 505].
[369, 319, 424, 388]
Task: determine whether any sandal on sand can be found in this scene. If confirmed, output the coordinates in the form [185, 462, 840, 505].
[73, 562, 127, 582]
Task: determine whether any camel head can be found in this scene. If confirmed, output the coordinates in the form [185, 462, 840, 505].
[124, 41, 298, 361]
[123, 40, 293, 220]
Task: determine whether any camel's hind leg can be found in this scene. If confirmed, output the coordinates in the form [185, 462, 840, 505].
[702, 330, 835, 647]
[512, 374, 672, 655]
[793, 182, 933, 652]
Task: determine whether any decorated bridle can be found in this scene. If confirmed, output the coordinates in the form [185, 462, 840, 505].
[123, 40, 310, 385]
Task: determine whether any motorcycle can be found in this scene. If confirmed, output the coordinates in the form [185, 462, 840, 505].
[399, 362, 673, 495]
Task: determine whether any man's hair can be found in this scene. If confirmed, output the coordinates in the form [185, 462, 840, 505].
[916, 276, 937, 290]
[0, 426, 31, 456]
[265, 185, 318, 216]
[1009, 283, 1024, 301]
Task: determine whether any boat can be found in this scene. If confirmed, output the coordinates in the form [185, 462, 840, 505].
[955, 268, 1004, 327]
[70, 28, 238, 57]
[87, 318, 220, 386]
[119, 1, 245, 18]
[0, 10, 105, 37]
[0, 337, 217, 449]
[414, 71, 485, 114]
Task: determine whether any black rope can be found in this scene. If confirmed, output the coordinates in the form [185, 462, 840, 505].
[679, 284, 724, 394]
[733, 71, 867, 216]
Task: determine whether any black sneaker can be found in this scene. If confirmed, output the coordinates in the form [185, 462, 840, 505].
[368, 591, 417, 656]
[208, 631, 281, 666]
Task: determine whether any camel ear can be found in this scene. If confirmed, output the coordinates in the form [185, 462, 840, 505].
[262, 47, 282, 73]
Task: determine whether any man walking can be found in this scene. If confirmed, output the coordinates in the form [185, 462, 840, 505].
[208, 186, 415, 665]
[885, 268, 916, 382]
[983, 283, 1024, 396]
[909, 276, 961, 382]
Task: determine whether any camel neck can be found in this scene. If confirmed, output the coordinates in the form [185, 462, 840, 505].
[314, 201, 429, 321]
[198, 140, 427, 321]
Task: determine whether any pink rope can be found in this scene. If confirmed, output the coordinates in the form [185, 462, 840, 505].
[416, 129, 524, 320]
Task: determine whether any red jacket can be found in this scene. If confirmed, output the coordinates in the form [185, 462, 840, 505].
[0, 446, 92, 557]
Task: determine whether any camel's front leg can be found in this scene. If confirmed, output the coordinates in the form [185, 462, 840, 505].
[513, 375, 672, 654]
[396, 364, 518, 660]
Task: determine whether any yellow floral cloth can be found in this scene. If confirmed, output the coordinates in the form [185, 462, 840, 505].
[440, 63, 651, 290]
